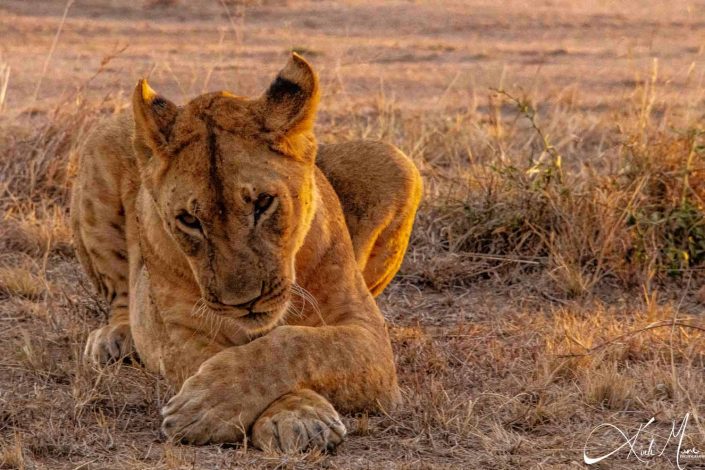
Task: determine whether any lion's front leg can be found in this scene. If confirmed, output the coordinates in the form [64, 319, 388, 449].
[160, 330, 292, 445]
[161, 324, 399, 447]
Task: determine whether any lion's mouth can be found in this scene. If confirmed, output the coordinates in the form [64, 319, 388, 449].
[232, 303, 288, 334]
[241, 310, 270, 322]
[205, 295, 288, 330]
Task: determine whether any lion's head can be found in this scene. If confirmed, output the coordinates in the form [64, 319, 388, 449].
[131, 53, 319, 333]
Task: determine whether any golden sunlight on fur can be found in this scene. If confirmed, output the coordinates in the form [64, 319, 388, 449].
[69, 53, 422, 452]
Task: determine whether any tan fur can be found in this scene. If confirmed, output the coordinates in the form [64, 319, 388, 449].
[70, 53, 422, 452]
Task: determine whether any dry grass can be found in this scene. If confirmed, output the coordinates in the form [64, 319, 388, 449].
[3, 1, 705, 468]
[0, 60, 9, 115]
[0, 266, 46, 301]
[386, 82, 705, 296]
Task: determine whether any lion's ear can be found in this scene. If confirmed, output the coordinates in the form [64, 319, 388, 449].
[132, 79, 178, 162]
[259, 53, 319, 141]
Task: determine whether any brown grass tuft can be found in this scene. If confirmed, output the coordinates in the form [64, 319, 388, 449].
[0, 434, 25, 470]
[0, 266, 46, 300]
[584, 363, 635, 410]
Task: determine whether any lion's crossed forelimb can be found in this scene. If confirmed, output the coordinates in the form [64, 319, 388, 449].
[161, 324, 398, 449]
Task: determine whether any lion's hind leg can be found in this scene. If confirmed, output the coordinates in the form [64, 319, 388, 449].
[363, 194, 420, 296]
[317, 141, 422, 296]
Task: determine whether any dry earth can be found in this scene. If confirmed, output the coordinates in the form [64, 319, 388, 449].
[3, 1, 705, 469]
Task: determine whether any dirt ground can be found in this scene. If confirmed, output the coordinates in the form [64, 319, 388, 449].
[3, 1, 705, 469]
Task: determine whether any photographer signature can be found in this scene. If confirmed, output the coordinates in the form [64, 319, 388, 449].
[584, 413, 703, 468]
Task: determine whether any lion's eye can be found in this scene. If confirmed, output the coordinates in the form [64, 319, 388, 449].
[176, 212, 202, 232]
[253, 193, 275, 224]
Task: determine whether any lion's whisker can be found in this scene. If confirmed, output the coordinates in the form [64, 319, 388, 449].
[290, 282, 325, 325]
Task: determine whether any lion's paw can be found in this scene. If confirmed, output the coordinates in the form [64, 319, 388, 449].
[84, 322, 134, 365]
[252, 389, 346, 453]
[161, 369, 246, 445]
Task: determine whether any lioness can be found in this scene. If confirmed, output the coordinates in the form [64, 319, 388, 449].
[70, 53, 422, 452]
